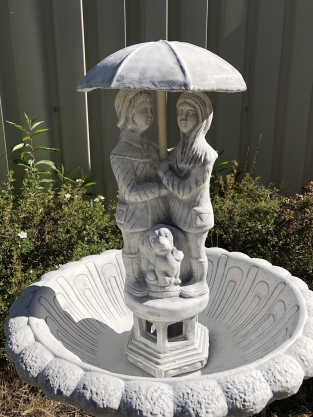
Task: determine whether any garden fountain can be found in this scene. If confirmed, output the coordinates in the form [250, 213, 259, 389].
[5, 41, 313, 417]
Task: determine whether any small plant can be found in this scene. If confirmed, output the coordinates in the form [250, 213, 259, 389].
[7, 112, 96, 190]
[8, 112, 58, 186]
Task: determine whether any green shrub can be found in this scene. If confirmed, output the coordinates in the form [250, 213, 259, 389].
[0, 113, 124, 364]
[0, 170, 122, 363]
[209, 165, 313, 287]
[273, 182, 313, 282]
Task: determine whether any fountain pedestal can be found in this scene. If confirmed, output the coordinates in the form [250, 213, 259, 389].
[125, 293, 209, 377]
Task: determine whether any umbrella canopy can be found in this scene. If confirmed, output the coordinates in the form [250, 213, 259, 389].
[77, 40, 246, 158]
[77, 40, 246, 93]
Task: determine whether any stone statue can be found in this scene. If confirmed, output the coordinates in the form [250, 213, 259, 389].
[140, 225, 184, 298]
[111, 90, 217, 301]
[110, 90, 168, 297]
[157, 92, 218, 298]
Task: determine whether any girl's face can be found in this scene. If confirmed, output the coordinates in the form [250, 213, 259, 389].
[132, 100, 154, 133]
[177, 102, 198, 134]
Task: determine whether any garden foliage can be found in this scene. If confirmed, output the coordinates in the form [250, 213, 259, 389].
[209, 164, 313, 286]
[0, 172, 123, 362]
[0, 115, 122, 363]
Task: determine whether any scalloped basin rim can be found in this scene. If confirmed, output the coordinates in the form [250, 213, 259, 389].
[5, 248, 313, 417]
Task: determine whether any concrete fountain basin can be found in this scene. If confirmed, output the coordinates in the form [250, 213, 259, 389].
[5, 247, 313, 417]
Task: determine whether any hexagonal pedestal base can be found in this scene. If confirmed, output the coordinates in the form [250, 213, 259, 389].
[125, 315, 209, 377]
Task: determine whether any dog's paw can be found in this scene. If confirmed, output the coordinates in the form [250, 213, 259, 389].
[158, 276, 172, 286]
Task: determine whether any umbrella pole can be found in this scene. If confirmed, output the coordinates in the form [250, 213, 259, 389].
[156, 90, 168, 159]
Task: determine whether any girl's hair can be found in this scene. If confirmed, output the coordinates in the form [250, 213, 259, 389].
[115, 90, 152, 130]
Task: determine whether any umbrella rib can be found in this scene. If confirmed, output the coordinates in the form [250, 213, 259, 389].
[164, 41, 192, 89]
[111, 43, 147, 88]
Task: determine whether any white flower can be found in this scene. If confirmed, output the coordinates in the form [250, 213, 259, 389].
[94, 198, 99, 202]
[18, 231, 27, 239]
[64, 193, 71, 199]
[76, 179, 83, 183]
[30, 269, 33, 274]
[99, 195, 105, 200]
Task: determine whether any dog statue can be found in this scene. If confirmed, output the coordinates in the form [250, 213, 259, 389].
[141, 226, 184, 297]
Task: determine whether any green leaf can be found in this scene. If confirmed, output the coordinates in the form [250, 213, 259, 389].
[20, 151, 32, 159]
[216, 161, 230, 167]
[6, 121, 28, 134]
[32, 128, 49, 136]
[11, 143, 25, 152]
[31, 121, 44, 131]
[55, 172, 63, 180]
[34, 146, 60, 152]
[65, 167, 79, 175]
[84, 174, 96, 182]
[24, 112, 31, 128]
[22, 136, 30, 142]
[30, 116, 41, 127]
[37, 170, 52, 175]
[83, 181, 96, 188]
[12, 159, 30, 167]
[52, 168, 62, 176]
[63, 177, 76, 184]
[35, 160, 57, 169]
[39, 178, 55, 183]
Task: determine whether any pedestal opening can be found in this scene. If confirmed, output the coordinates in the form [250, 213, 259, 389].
[168, 322, 183, 340]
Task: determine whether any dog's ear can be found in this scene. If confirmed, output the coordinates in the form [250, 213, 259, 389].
[142, 232, 156, 265]
[172, 247, 184, 261]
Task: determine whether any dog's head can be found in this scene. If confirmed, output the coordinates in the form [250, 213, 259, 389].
[142, 227, 174, 264]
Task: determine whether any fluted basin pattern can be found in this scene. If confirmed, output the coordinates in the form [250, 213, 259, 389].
[5, 248, 313, 417]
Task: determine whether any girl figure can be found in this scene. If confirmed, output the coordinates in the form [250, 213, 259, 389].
[157, 92, 218, 298]
[111, 90, 168, 297]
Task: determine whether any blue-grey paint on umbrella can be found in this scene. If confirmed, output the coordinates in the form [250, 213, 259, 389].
[77, 40, 246, 93]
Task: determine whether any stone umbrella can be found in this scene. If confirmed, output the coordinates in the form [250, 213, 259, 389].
[77, 40, 246, 158]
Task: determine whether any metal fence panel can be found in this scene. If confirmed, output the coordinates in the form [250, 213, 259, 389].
[0, 0, 54, 187]
[274, 0, 313, 193]
[51, 0, 90, 177]
[241, 0, 285, 183]
[0, 0, 312, 196]
[207, 0, 248, 168]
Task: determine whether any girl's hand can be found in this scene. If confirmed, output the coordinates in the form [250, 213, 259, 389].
[157, 160, 170, 178]
[159, 184, 169, 196]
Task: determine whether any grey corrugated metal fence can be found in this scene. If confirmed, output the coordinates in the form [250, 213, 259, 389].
[0, 0, 312, 199]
